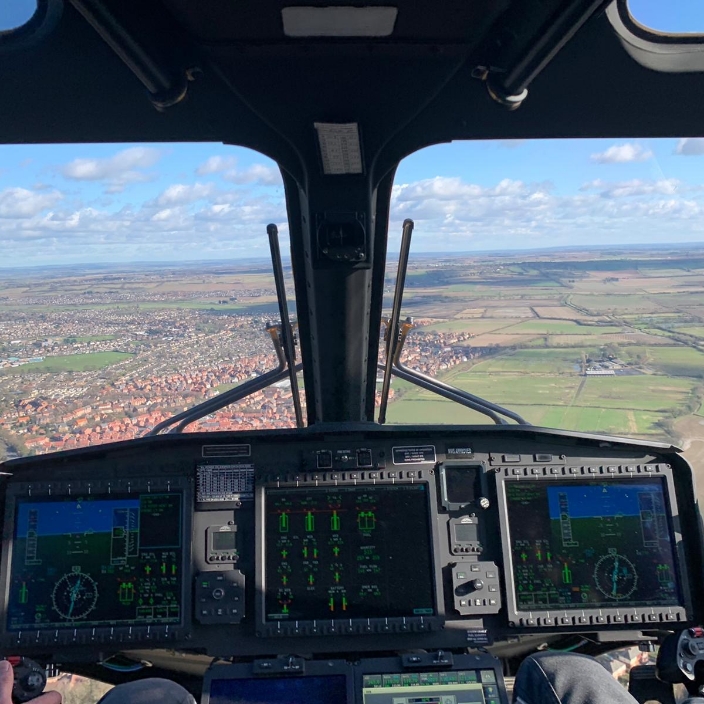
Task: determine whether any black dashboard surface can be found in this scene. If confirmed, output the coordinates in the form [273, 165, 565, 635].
[0, 424, 701, 663]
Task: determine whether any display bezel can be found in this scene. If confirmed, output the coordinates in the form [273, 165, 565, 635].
[0, 476, 192, 648]
[356, 654, 508, 704]
[496, 465, 692, 629]
[201, 660, 355, 704]
[438, 461, 487, 511]
[254, 473, 445, 637]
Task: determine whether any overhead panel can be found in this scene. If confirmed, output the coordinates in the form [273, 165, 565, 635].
[282, 6, 398, 37]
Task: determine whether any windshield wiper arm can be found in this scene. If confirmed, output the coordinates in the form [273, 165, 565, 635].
[377, 219, 529, 426]
[147, 223, 304, 435]
[147, 324, 300, 435]
[388, 318, 529, 425]
[378, 219, 414, 424]
[267, 223, 303, 428]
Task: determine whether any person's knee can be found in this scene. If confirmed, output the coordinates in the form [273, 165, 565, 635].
[96, 678, 196, 704]
[526, 651, 608, 679]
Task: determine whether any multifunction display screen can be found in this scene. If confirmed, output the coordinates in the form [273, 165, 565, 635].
[6, 493, 183, 630]
[505, 479, 681, 611]
[209, 676, 348, 704]
[264, 485, 436, 622]
[362, 670, 499, 704]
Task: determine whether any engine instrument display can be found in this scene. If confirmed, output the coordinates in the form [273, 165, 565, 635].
[505, 479, 681, 611]
[6, 493, 183, 631]
[263, 484, 436, 622]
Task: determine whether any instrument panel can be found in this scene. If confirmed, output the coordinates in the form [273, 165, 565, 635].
[0, 424, 701, 662]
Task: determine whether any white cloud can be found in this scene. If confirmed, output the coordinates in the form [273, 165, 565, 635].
[223, 163, 282, 186]
[590, 143, 653, 164]
[580, 178, 681, 198]
[156, 183, 217, 207]
[61, 147, 162, 192]
[196, 155, 237, 175]
[387, 173, 704, 251]
[675, 138, 704, 156]
[0, 187, 63, 218]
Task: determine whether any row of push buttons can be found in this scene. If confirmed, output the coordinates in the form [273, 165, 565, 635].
[517, 611, 682, 627]
[506, 463, 662, 477]
[8, 626, 181, 648]
[271, 469, 423, 483]
[263, 617, 439, 637]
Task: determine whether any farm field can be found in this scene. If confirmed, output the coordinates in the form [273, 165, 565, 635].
[0, 352, 133, 374]
[385, 250, 704, 445]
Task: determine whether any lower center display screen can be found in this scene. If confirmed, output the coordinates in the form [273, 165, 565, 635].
[264, 484, 436, 622]
[505, 479, 681, 611]
[209, 676, 347, 704]
[6, 492, 183, 631]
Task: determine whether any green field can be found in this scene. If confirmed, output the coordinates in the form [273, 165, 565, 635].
[570, 295, 665, 314]
[576, 376, 697, 411]
[675, 326, 704, 339]
[420, 319, 519, 334]
[388, 395, 663, 436]
[1, 352, 133, 374]
[628, 346, 704, 377]
[447, 370, 582, 406]
[469, 349, 586, 374]
[508, 321, 622, 335]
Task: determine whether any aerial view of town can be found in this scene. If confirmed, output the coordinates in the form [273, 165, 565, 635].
[1, 244, 703, 483]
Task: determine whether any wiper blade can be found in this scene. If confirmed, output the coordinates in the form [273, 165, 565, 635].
[378, 219, 414, 424]
[268, 223, 303, 428]
[377, 220, 529, 426]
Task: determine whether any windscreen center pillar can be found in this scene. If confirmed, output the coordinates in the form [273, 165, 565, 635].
[286, 175, 380, 424]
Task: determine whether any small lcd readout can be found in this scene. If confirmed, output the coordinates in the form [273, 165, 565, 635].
[444, 466, 480, 505]
[212, 531, 237, 551]
[505, 479, 681, 611]
[264, 484, 436, 622]
[6, 493, 183, 631]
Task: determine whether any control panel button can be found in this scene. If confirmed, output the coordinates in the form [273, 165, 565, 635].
[356, 449, 373, 467]
[316, 451, 333, 469]
[195, 571, 245, 625]
[453, 562, 501, 616]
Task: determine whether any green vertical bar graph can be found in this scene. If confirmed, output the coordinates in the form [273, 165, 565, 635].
[562, 563, 572, 584]
[357, 511, 376, 531]
[305, 511, 315, 532]
[331, 510, 341, 531]
[279, 512, 289, 533]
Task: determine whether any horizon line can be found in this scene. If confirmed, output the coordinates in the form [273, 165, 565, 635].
[2, 240, 704, 272]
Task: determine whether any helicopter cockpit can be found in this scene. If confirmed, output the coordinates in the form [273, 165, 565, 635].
[2, 0, 704, 702]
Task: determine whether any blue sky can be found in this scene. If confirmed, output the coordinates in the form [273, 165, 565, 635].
[2, 138, 704, 266]
[1, 2, 704, 266]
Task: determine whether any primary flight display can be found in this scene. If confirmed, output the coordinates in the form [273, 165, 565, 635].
[505, 479, 681, 611]
[6, 493, 184, 630]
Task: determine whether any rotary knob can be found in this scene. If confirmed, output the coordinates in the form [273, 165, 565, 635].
[472, 579, 484, 591]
